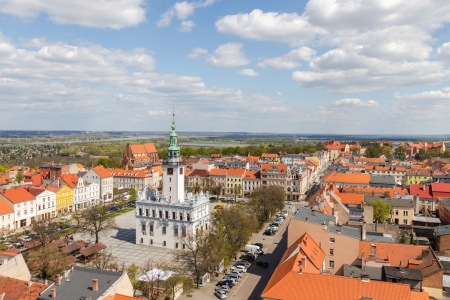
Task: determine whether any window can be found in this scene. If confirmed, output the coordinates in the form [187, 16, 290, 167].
[139, 208, 142, 216]
[329, 261, 334, 269]
[163, 241, 166, 247]
[146, 209, 149, 217]
[395, 210, 399, 215]
[329, 249, 334, 256]
[1, 216, 4, 222]
[182, 244, 186, 249]
[165, 211, 169, 219]
[150, 225, 154, 232]
[167, 168, 173, 175]
[182, 229, 186, 237]
[152, 210, 156, 217]
[150, 239, 153, 245]
[162, 227, 166, 235]
[180, 213, 183, 221]
[175, 243, 179, 248]
[142, 224, 146, 231]
[174, 228, 178, 236]
[180, 168, 183, 175]
[31, 208, 33, 214]
[172, 212, 176, 219]
[141, 238, 143, 244]
[403, 219, 408, 225]
[187, 213, 190, 221]
[24, 209, 27, 215]
[7, 214, 10, 220]
[330, 238, 335, 243]
[403, 211, 408, 216]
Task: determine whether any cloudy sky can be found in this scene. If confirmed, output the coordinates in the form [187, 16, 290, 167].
[0, 0, 450, 134]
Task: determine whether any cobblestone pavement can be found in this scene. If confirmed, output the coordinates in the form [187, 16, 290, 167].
[73, 209, 176, 267]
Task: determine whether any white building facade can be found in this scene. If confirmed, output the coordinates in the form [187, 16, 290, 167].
[135, 118, 210, 249]
[34, 189, 57, 220]
[74, 178, 100, 210]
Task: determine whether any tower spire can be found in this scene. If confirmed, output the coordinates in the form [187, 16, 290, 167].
[173, 107, 175, 123]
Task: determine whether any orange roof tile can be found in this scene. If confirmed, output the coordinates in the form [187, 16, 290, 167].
[0, 199, 14, 215]
[261, 164, 287, 174]
[410, 291, 429, 300]
[92, 165, 112, 178]
[355, 157, 386, 163]
[0, 276, 47, 300]
[0, 187, 35, 204]
[244, 171, 260, 180]
[151, 165, 163, 176]
[322, 172, 370, 184]
[129, 143, 157, 154]
[108, 168, 152, 178]
[261, 153, 277, 158]
[114, 294, 142, 300]
[359, 242, 428, 267]
[59, 174, 80, 188]
[335, 192, 364, 205]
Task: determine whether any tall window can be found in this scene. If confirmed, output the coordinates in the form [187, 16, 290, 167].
[174, 228, 178, 236]
[179, 213, 183, 221]
[329, 261, 334, 269]
[146, 209, 149, 217]
[163, 241, 166, 247]
[159, 211, 163, 218]
[152, 210, 156, 217]
[172, 212, 176, 219]
[150, 225, 154, 232]
[139, 208, 142, 216]
[182, 229, 186, 237]
[142, 224, 146, 231]
[167, 168, 173, 175]
[162, 227, 166, 235]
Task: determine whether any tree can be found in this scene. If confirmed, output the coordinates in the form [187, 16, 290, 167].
[79, 204, 116, 244]
[410, 232, 415, 244]
[27, 244, 71, 279]
[90, 249, 116, 270]
[139, 259, 171, 300]
[371, 200, 391, 223]
[127, 263, 141, 296]
[15, 170, 23, 183]
[308, 148, 317, 154]
[249, 186, 285, 227]
[233, 184, 242, 201]
[394, 146, 407, 161]
[129, 188, 137, 202]
[164, 273, 193, 300]
[72, 211, 83, 228]
[176, 231, 220, 288]
[211, 205, 258, 258]
[31, 219, 60, 246]
[192, 182, 201, 194]
[400, 231, 407, 244]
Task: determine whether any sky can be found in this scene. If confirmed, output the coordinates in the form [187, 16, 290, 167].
[0, 0, 450, 134]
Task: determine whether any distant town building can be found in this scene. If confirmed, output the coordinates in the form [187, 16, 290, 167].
[121, 143, 159, 167]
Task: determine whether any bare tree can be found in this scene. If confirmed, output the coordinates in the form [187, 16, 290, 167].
[26, 244, 71, 280]
[90, 249, 116, 270]
[79, 203, 116, 243]
[139, 259, 171, 300]
[175, 231, 220, 288]
[31, 219, 60, 246]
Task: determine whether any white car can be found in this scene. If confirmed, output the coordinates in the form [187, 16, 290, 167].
[231, 265, 247, 273]
[215, 290, 227, 299]
[215, 285, 230, 292]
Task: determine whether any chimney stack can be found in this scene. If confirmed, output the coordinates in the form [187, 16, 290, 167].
[362, 222, 366, 241]
[311, 210, 316, 216]
[28, 280, 33, 287]
[93, 279, 98, 291]
[55, 274, 61, 285]
[52, 289, 56, 298]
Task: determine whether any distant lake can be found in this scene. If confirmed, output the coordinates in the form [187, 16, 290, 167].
[0, 135, 162, 146]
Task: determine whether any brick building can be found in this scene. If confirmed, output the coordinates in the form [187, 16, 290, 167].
[120, 143, 159, 167]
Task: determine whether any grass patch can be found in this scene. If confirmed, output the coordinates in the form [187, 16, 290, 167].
[104, 206, 135, 220]
[54, 227, 80, 238]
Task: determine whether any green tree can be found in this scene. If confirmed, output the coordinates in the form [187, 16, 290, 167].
[15, 170, 23, 183]
[308, 148, 317, 154]
[0, 164, 7, 173]
[127, 263, 141, 296]
[249, 186, 285, 227]
[400, 231, 407, 244]
[129, 188, 137, 202]
[394, 146, 407, 161]
[370, 200, 392, 223]
[410, 232, 415, 244]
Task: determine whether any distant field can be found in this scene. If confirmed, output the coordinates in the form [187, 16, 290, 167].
[179, 141, 251, 148]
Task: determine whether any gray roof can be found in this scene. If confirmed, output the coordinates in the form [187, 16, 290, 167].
[365, 231, 393, 243]
[440, 261, 450, 273]
[365, 197, 414, 208]
[327, 224, 361, 239]
[370, 175, 396, 185]
[343, 264, 383, 281]
[37, 266, 124, 300]
[413, 216, 441, 224]
[0, 253, 14, 262]
[293, 207, 335, 226]
[444, 275, 450, 288]
[76, 172, 87, 178]
[384, 266, 423, 281]
[434, 225, 450, 236]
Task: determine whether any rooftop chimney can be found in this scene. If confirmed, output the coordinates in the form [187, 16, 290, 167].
[362, 222, 367, 241]
[55, 274, 61, 285]
[93, 279, 98, 291]
[52, 289, 56, 298]
[311, 210, 316, 216]
[28, 280, 33, 287]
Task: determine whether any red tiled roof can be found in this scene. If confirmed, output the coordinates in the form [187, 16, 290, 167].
[92, 165, 112, 178]
[0, 198, 13, 215]
[322, 172, 370, 184]
[209, 168, 246, 176]
[335, 192, 364, 205]
[108, 168, 152, 178]
[355, 157, 386, 163]
[261, 164, 287, 174]
[6, 247, 20, 254]
[188, 169, 209, 178]
[59, 174, 80, 188]
[79, 242, 106, 257]
[151, 165, 163, 176]
[114, 294, 142, 300]
[359, 242, 427, 267]
[0, 187, 35, 204]
[244, 171, 260, 180]
[411, 291, 429, 300]
[0, 276, 47, 300]
[432, 183, 450, 193]
[200, 159, 209, 164]
[129, 143, 157, 154]
[61, 240, 87, 253]
[261, 153, 277, 158]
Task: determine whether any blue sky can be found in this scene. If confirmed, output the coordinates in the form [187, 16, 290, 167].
[0, 0, 450, 134]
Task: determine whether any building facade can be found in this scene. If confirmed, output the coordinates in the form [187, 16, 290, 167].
[82, 166, 113, 203]
[121, 143, 159, 167]
[135, 118, 210, 249]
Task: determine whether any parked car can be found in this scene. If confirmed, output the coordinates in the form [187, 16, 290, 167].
[253, 243, 263, 249]
[235, 261, 250, 268]
[216, 280, 234, 288]
[215, 285, 230, 293]
[227, 270, 243, 277]
[214, 290, 227, 299]
[240, 253, 255, 261]
[230, 265, 247, 273]
[256, 260, 269, 268]
[222, 277, 238, 284]
[263, 229, 275, 236]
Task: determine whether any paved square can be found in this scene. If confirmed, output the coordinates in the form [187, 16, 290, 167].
[73, 210, 176, 268]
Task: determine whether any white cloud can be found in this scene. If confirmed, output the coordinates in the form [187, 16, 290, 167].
[206, 43, 251, 68]
[236, 69, 260, 77]
[216, 9, 325, 47]
[437, 42, 450, 59]
[157, 0, 219, 29]
[0, 0, 146, 29]
[148, 110, 171, 116]
[257, 47, 316, 70]
[174, 1, 195, 20]
[187, 47, 208, 58]
[277, 92, 283, 96]
[331, 98, 379, 107]
[179, 21, 196, 32]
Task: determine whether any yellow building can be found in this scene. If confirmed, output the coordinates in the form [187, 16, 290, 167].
[406, 171, 431, 186]
[56, 185, 73, 215]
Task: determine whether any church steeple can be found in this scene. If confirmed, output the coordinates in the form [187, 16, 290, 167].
[167, 107, 180, 165]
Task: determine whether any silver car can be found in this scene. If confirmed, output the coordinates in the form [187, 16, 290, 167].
[215, 290, 227, 299]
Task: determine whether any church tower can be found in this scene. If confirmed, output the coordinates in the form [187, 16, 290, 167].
[163, 110, 185, 203]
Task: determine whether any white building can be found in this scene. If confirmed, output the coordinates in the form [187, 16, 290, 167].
[135, 117, 210, 249]
[29, 188, 57, 220]
[82, 166, 113, 203]
[73, 179, 100, 210]
[0, 187, 36, 229]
